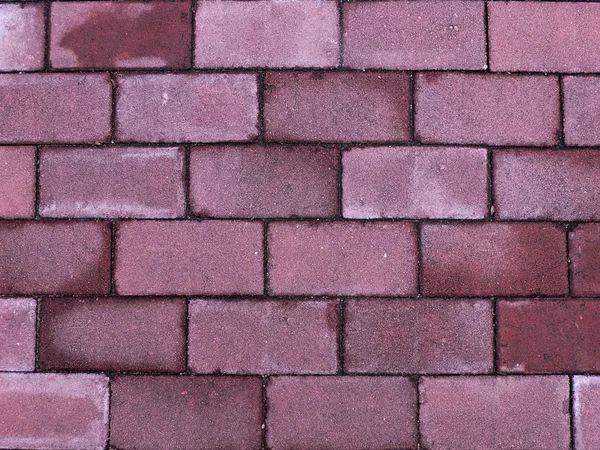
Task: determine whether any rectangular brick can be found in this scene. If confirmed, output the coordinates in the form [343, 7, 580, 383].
[38, 297, 186, 372]
[0, 146, 36, 218]
[420, 376, 570, 450]
[0, 4, 44, 71]
[0, 74, 111, 144]
[570, 224, 600, 297]
[110, 375, 262, 450]
[50, 1, 192, 69]
[0, 221, 111, 295]
[343, 1, 486, 70]
[264, 72, 409, 142]
[345, 299, 493, 374]
[415, 73, 559, 146]
[189, 299, 338, 374]
[0, 373, 108, 449]
[563, 76, 600, 146]
[115, 220, 263, 295]
[39, 146, 185, 219]
[343, 146, 488, 219]
[267, 376, 417, 450]
[574, 376, 600, 450]
[190, 145, 338, 218]
[0, 298, 35, 371]
[195, 0, 338, 68]
[268, 222, 417, 296]
[116, 74, 258, 143]
[421, 223, 568, 296]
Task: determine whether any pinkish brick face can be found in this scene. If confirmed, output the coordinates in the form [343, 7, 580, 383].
[0, 146, 35, 218]
[0, 4, 44, 71]
[574, 376, 600, 450]
[563, 76, 600, 146]
[0, 298, 36, 371]
[570, 224, 600, 296]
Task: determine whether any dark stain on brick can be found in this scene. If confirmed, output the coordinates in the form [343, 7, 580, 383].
[325, 300, 338, 333]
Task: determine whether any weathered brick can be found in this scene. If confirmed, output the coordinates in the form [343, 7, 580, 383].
[268, 222, 417, 296]
[343, 146, 488, 219]
[115, 220, 263, 295]
[343, 1, 486, 70]
[420, 376, 571, 450]
[264, 72, 410, 142]
[189, 299, 338, 374]
[0, 373, 108, 449]
[116, 74, 258, 143]
[570, 224, 600, 297]
[421, 223, 568, 296]
[111, 375, 262, 450]
[38, 298, 186, 372]
[0, 4, 44, 71]
[563, 76, 600, 146]
[195, 0, 338, 68]
[0, 298, 36, 371]
[39, 146, 185, 219]
[0, 146, 35, 218]
[0, 221, 111, 295]
[574, 376, 600, 450]
[415, 73, 559, 146]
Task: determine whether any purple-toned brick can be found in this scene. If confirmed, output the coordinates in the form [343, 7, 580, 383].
[38, 298, 186, 372]
[0, 74, 111, 144]
[195, 0, 338, 68]
[563, 76, 600, 146]
[190, 145, 338, 218]
[116, 74, 258, 143]
[268, 221, 417, 296]
[574, 376, 600, 450]
[0, 221, 111, 295]
[415, 73, 559, 146]
[188, 299, 338, 375]
[0, 146, 35, 218]
[0, 373, 108, 449]
[110, 375, 262, 450]
[343, 146, 488, 219]
[39, 146, 185, 219]
[570, 224, 600, 297]
[264, 72, 410, 142]
[343, 1, 486, 70]
[0, 4, 44, 71]
[115, 220, 263, 295]
[421, 223, 568, 296]
[420, 376, 571, 450]
[0, 298, 36, 371]
[345, 299, 493, 374]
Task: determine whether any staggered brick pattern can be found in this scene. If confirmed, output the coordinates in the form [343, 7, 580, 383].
[0, 1, 599, 449]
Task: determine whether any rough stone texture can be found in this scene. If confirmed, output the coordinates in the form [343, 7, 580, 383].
[0, 146, 36, 218]
[570, 224, 600, 297]
[563, 76, 600, 146]
[574, 376, 600, 450]
[0, 298, 36, 371]
[0, 4, 44, 71]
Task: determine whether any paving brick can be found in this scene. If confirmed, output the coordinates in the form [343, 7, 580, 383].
[570, 224, 600, 297]
[415, 73, 559, 146]
[38, 297, 186, 372]
[563, 76, 600, 146]
[345, 299, 493, 374]
[50, 1, 191, 69]
[116, 74, 258, 143]
[421, 223, 568, 296]
[0, 146, 35, 218]
[0, 4, 44, 71]
[111, 375, 262, 450]
[264, 72, 410, 143]
[268, 222, 417, 296]
[343, 1, 486, 70]
[0, 221, 111, 295]
[39, 146, 185, 219]
[420, 376, 571, 450]
[574, 376, 600, 450]
[0, 298, 35, 371]
[0, 74, 111, 144]
[115, 220, 263, 295]
[195, 0, 338, 68]
[343, 146, 488, 219]
[189, 299, 338, 374]
[0, 373, 108, 449]
[489, 2, 600, 73]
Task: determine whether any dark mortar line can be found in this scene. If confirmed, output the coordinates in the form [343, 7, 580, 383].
[416, 222, 423, 297]
[558, 75, 566, 148]
[190, 0, 197, 69]
[109, 221, 116, 295]
[263, 221, 270, 296]
[34, 146, 41, 219]
[337, 299, 346, 374]
[492, 297, 499, 373]
[566, 223, 573, 297]
[408, 72, 416, 144]
[184, 298, 190, 372]
[569, 375, 575, 450]
[337, 0, 344, 68]
[106, 376, 113, 450]
[33, 297, 41, 372]
[484, 1, 491, 72]
[336, 146, 344, 218]
[256, 71, 266, 144]
[487, 148, 495, 220]
[109, 72, 118, 143]
[415, 376, 423, 449]
[43, 1, 50, 71]
[261, 376, 269, 450]
[184, 145, 192, 218]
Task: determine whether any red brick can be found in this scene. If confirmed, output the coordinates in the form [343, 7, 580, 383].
[0, 74, 111, 144]
[115, 220, 263, 295]
[420, 376, 570, 450]
[39, 146, 185, 219]
[264, 72, 410, 142]
[345, 299, 493, 374]
[268, 222, 417, 296]
[0, 4, 44, 71]
[574, 376, 600, 450]
[50, 1, 191, 69]
[489, 2, 600, 72]
[0, 298, 36, 371]
[343, 146, 488, 219]
[189, 299, 338, 374]
[0, 146, 35, 218]
[0, 373, 108, 449]
[190, 145, 338, 218]
[343, 1, 486, 70]
[38, 297, 186, 372]
[563, 76, 600, 146]
[0, 221, 111, 295]
[110, 375, 262, 450]
[570, 224, 600, 297]
[415, 73, 559, 146]
[421, 223, 568, 296]
[195, 0, 338, 68]
[116, 74, 258, 143]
